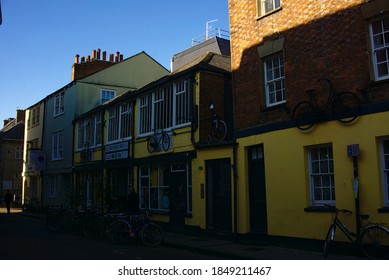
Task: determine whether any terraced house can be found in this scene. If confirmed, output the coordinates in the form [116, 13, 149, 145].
[73, 37, 234, 232]
[22, 51, 169, 208]
[229, 0, 389, 247]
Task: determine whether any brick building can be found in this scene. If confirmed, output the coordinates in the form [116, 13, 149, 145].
[229, 0, 389, 248]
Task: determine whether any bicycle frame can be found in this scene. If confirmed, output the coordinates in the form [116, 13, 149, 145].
[331, 214, 358, 243]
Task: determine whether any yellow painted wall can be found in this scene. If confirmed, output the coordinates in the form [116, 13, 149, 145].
[236, 112, 389, 241]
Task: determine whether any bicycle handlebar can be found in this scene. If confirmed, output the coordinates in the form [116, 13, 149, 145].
[324, 204, 352, 214]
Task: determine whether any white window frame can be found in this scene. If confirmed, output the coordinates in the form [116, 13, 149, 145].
[370, 16, 389, 81]
[52, 130, 64, 161]
[139, 166, 169, 212]
[138, 79, 191, 137]
[308, 144, 335, 205]
[107, 102, 132, 143]
[101, 89, 116, 104]
[264, 53, 286, 107]
[53, 92, 65, 117]
[15, 145, 23, 159]
[380, 139, 389, 206]
[77, 114, 102, 150]
[257, 0, 281, 17]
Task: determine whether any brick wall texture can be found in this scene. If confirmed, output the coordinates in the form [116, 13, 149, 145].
[229, 0, 389, 130]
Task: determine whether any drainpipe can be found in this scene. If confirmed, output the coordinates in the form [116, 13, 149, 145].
[232, 141, 238, 242]
[131, 98, 136, 189]
[190, 76, 199, 147]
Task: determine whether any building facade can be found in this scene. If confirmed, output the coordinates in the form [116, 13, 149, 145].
[229, 0, 389, 245]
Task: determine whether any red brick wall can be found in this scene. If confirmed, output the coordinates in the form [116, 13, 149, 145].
[229, 0, 389, 130]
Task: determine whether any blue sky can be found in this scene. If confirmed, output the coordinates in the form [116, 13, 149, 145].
[0, 0, 229, 127]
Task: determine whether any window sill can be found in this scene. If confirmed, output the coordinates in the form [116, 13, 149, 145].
[256, 7, 282, 21]
[304, 206, 336, 213]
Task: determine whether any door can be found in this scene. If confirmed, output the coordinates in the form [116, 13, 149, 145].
[248, 145, 268, 234]
[206, 158, 232, 231]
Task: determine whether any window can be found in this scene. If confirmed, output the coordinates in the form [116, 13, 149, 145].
[53, 92, 65, 117]
[52, 130, 64, 160]
[101, 89, 116, 104]
[257, 0, 281, 17]
[107, 102, 132, 143]
[138, 79, 191, 136]
[28, 105, 40, 128]
[264, 53, 285, 107]
[370, 17, 389, 81]
[380, 139, 389, 205]
[308, 144, 335, 205]
[77, 114, 102, 149]
[139, 166, 169, 211]
[15, 146, 23, 159]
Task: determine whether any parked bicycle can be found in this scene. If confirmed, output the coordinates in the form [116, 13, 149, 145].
[207, 103, 227, 143]
[323, 205, 389, 259]
[292, 79, 361, 130]
[109, 210, 164, 247]
[147, 127, 170, 153]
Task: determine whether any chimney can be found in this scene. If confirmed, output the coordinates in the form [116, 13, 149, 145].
[97, 49, 101, 60]
[102, 51, 107, 60]
[86, 55, 91, 62]
[81, 56, 85, 63]
[109, 54, 114, 62]
[120, 54, 124, 61]
[16, 109, 25, 124]
[92, 50, 97, 60]
[115, 52, 120, 62]
[74, 54, 80, 64]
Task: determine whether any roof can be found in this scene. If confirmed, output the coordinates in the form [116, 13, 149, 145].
[0, 122, 24, 141]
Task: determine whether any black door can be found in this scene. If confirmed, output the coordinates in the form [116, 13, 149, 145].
[206, 158, 232, 232]
[248, 145, 268, 234]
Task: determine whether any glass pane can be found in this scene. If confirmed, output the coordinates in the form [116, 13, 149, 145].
[311, 149, 319, 160]
[383, 18, 389, 31]
[323, 188, 330, 200]
[383, 140, 389, 153]
[376, 49, 387, 63]
[314, 188, 322, 200]
[378, 62, 389, 77]
[372, 20, 382, 35]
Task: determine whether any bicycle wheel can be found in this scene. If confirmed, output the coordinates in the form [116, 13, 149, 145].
[291, 101, 314, 130]
[211, 120, 227, 143]
[359, 225, 389, 259]
[333, 92, 361, 123]
[160, 131, 170, 151]
[110, 219, 131, 244]
[139, 223, 164, 247]
[147, 135, 157, 153]
[324, 224, 336, 257]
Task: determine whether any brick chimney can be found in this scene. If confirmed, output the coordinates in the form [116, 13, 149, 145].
[71, 49, 123, 81]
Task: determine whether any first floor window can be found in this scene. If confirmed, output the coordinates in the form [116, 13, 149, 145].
[257, 0, 281, 17]
[54, 92, 65, 117]
[381, 139, 389, 205]
[264, 53, 285, 107]
[101, 89, 116, 104]
[370, 17, 389, 81]
[308, 144, 335, 205]
[52, 130, 63, 160]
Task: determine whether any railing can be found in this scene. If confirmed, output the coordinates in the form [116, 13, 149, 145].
[191, 27, 230, 46]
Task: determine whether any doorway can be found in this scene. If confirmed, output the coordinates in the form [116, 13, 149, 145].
[206, 158, 232, 232]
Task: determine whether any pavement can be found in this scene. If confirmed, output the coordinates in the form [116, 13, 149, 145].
[2, 207, 359, 260]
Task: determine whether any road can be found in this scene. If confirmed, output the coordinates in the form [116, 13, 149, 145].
[0, 211, 221, 260]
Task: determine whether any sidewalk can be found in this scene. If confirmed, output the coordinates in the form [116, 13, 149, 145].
[9, 208, 358, 260]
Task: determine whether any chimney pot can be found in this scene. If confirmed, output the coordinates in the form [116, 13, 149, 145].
[109, 54, 114, 62]
[81, 56, 85, 63]
[115, 52, 120, 62]
[120, 54, 124, 61]
[102, 51, 107, 61]
[92, 50, 96, 60]
[74, 54, 80, 64]
[97, 49, 101, 60]
[86, 55, 91, 62]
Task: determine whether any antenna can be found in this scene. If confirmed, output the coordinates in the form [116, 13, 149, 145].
[206, 19, 218, 40]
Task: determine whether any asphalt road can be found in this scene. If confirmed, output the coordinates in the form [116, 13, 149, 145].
[0, 212, 221, 260]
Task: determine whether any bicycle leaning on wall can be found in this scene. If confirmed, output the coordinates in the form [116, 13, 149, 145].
[323, 204, 389, 259]
[292, 79, 361, 130]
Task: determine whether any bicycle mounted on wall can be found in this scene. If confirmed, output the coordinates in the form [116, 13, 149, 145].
[291, 79, 361, 130]
[147, 127, 170, 153]
[207, 102, 227, 144]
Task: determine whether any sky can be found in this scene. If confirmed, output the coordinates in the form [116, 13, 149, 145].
[0, 0, 230, 127]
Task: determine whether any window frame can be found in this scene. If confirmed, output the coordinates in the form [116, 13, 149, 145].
[257, 0, 282, 18]
[369, 16, 389, 81]
[106, 101, 132, 143]
[138, 79, 191, 137]
[263, 53, 286, 107]
[53, 92, 65, 117]
[77, 113, 102, 150]
[52, 130, 64, 161]
[101, 89, 116, 105]
[308, 144, 335, 206]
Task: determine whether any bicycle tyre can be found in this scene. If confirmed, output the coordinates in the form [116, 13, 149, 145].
[139, 223, 164, 247]
[160, 131, 170, 151]
[211, 120, 227, 143]
[359, 225, 389, 259]
[110, 219, 131, 244]
[324, 224, 336, 257]
[333, 92, 361, 123]
[291, 101, 314, 130]
[147, 135, 157, 153]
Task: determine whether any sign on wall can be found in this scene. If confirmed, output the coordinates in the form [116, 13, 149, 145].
[104, 141, 129, 161]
